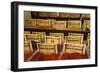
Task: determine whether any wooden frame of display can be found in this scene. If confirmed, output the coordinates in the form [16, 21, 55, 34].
[11, 1, 97, 71]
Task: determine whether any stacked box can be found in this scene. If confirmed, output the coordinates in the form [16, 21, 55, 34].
[45, 36, 61, 45]
[81, 14, 90, 18]
[24, 19, 32, 26]
[64, 33, 85, 54]
[49, 33, 64, 44]
[59, 13, 70, 18]
[47, 12, 58, 17]
[32, 32, 46, 43]
[30, 19, 38, 27]
[68, 33, 84, 37]
[38, 43, 57, 55]
[83, 20, 90, 30]
[64, 43, 86, 54]
[52, 20, 67, 30]
[65, 36, 83, 44]
[70, 13, 81, 18]
[24, 19, 37, 27]
[24, 31, 30, 34]
[24, 31, 30, 41]
[67, 20, 81, 30]
[68, 33, 84, 44]
[25, 34, 40, 42]
[31, 12, 39, 17]
[37, 19, 51, 28]
[39, 12, 48, 17]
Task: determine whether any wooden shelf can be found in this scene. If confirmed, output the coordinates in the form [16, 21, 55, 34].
[24, 25, 90, 33]
[31, 12, 90, 20]
[31, 16, 90, 20]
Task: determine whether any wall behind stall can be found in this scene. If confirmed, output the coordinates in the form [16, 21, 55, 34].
[0, 0, 99, 73]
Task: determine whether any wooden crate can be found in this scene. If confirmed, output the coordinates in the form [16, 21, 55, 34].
[45, 36, 61, 45]
[67, 20, 81, 30]
[52, 20, 67, 29]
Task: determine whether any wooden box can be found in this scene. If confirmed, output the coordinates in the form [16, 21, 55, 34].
[67, 20, 81, 30]
[63, 43, 86, 55]
[39, 12, 48, 17]
[59, 13, 70, 18]
[49, 33, 64, 44]
[25, 34, 40, 42]
[32, 32, 46, 43]
[47, 12, 58, 17]
[24, 19, 37, 27]
[70, 13, 80, 18]
[37, 19, 51, 28]
[45, 36, 61, 45]
[81, 14, 90, 18]
[83, 20, 90, 30]
[52, 20, 67, 29]
[38, 43, 57, 55]
[65, 36, 83, 44]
